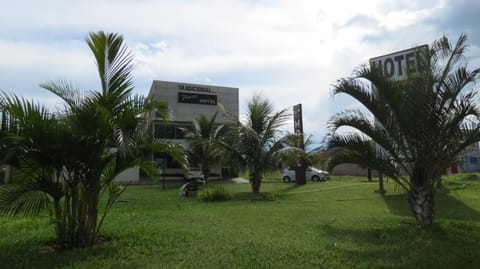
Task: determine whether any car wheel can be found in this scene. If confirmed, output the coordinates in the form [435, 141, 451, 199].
[283, 176, 291, 183]
[311, 175, 320, 182]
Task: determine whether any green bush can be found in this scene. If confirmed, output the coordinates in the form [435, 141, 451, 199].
[198, 186, 231, 202]
[262, 192, 277, 201]
[234, 192, 277, 201]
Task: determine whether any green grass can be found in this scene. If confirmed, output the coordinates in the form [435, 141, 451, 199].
[1, 174, 480, 268]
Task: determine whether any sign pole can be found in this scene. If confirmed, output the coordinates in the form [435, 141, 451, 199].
[162, 156, 166, 190]
[293, 104, 306, 185]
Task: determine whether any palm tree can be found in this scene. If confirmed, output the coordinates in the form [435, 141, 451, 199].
[182, 113, 225, 184]
[325, 34, 480, 225]
[223, 94, 289, 193]
[0, 31, 186, 249]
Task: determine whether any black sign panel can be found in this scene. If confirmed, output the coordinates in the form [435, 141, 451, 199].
[178, 92, 217, 106]
[293, 103, 303, 134]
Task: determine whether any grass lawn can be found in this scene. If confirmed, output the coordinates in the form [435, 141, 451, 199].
[1, 174, 480, 268]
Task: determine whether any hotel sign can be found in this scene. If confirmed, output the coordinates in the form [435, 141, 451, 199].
[178, 84, 213, 93]
[178, 92, 217, 105]
[369, 45, 428, 81]
[293, 104, 303, 134]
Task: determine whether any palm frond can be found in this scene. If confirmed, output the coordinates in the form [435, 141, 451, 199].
[86, 31, 134, 98]
[147, 141, 189, 171]
[40, 80, 84, 109]
[0, 184, 50, 217]
[433, 33, 468, 85]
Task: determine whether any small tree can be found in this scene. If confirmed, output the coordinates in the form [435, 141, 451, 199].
[326, 34, 480, 225]
[222, 94, 289, 193]
[0, 31, 186, 249]
[182, 113, 225, 184]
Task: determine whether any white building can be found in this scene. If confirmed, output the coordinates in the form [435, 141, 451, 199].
[116, 80, 239, 183]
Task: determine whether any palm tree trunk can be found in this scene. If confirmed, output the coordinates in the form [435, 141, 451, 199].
[295, 165, 306, 185]
[77, 187, 100, 247]
[250, 173, 262, 193]
[86, 192, 99, 246]
[436, 175, 444, 190]
[251, 178, 261, 193]
[408, 184, 435, 224]
[202, 166, 210, 185]
[69, 184, 78, 246]
[53, 197, 67, 249]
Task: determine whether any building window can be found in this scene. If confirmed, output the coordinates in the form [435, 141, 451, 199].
[165, 125, 175, 139]
[174, 123, 193, 139]
[470, 157, 478, 164]
[154, 122, 193, 139]
[154, 153, 183, 169]
[154, 123, 165, 139]
[155, 111, 165, 119]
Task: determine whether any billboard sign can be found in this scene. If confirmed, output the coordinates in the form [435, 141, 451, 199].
[369, 45, 428, 81]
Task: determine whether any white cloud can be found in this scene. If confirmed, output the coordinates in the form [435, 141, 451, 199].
[1, 0, 479, 142]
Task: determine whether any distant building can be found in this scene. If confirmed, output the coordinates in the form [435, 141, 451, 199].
[116, 80, 239, 183]
[460, 151, 480, 172]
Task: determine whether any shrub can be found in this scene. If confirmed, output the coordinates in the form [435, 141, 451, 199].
[198, 186, 231, 202]
[234, 192, 277, 201]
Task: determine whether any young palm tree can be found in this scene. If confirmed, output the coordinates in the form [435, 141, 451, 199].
[182, 113, 225, 184]
[0, 31, 186, 249]
[326, 34, 480, 225]
[223, 94, 289, 193]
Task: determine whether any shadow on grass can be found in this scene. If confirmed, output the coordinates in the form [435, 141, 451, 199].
[277, 183, 303, 193]
[229, 182, 306, 201]
[318, 222, 480, 268]
[382, 193, 480, 221]
[0, 237, 121, 269]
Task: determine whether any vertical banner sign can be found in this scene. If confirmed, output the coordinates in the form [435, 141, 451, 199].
[293, 104, 303, 134]
[293, 103, 306, 184]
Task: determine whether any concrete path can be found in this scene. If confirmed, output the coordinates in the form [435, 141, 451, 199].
[230, 177, 249, 184]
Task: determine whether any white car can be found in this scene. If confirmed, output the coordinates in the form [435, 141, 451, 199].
[282, 167, 329, 183]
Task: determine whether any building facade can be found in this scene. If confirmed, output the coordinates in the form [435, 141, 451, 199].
[459, 142, 480, 173]
[117, 80, 239, 183]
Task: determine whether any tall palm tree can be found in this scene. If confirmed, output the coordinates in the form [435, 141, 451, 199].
[0, 31, 186, 249]
[182, 113, 225, 184]
[223, 94, 289, 193]
[326, 34, 480, 225]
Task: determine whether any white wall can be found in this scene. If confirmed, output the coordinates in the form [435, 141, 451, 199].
[115, 167, 140, 183]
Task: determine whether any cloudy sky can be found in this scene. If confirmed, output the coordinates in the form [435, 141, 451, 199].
[1, 0, 479, 144]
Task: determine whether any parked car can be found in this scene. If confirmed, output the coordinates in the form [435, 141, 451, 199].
[178, 178, 205, 197]
[282, 167, 329, 183]
[184, 168, 204, 182]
